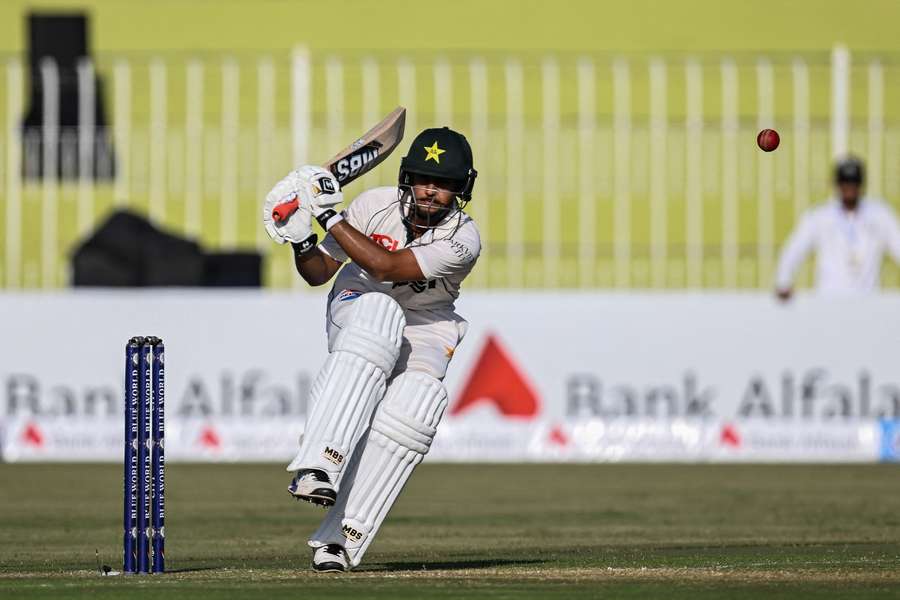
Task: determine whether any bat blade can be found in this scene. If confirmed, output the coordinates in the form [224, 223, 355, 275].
[325, 106, 406, 186]
[271, 107, 406, 223]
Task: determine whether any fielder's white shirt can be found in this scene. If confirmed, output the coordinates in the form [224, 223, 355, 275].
[319, 186, 481, 311]
[775, 197, 900, 293]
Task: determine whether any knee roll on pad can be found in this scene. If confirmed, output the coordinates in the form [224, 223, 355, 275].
[332, 293, 406, 374]
[286, 293, 405, 484]
[370, 376, 444, 454]
[308, 371, 448, 566]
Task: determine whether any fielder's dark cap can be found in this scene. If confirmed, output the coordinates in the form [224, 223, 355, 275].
[835, 155, 865, 184]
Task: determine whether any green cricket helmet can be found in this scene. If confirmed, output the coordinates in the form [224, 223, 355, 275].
[398, 127, 477, 201]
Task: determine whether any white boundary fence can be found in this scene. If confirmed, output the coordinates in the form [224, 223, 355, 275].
[2, 45, 900, 290]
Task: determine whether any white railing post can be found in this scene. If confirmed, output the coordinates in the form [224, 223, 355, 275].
[468, 57, 489, 288]
[220, 57, 239, 248]
[5, 58, 23, 288]
[721, 59, 739, 288]
[505, 59, 524, 288]
[649, 58, 667, 289]
[40, 57, 59, 289]
[257, 56, 275, 248]
[149, 58, 167, 224]
[434, 57, 452, 126]
[541, 57, 560, 287]
[361, 57, 380, 129]
[831, 45, 850, 159]
[361, 57, 381, 185]
[291, 46, 311, 168]
[77, 57, 95, 237]
[577, 57, 596, 288]
[792, 58, 810, 220]
[185, 59, 204, 236]
[756, 58, 775, 289]
[612, 58, 631, 289]
[325, 55, 344, 159]
[113, 59, 131, 206]
[685, 58, 703, 289]
[397, 57, 417, 146]
[867, 60, 884, 196]
[167, 113, 184, 204]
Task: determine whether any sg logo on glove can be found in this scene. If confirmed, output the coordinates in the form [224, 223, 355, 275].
[315, 177, 336, 195]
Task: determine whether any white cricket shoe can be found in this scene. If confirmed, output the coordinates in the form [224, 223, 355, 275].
[288, 469, 337, 507]
[312, 544, 348, 573]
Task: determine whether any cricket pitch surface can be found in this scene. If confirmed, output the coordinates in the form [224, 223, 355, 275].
[2, 464, 898, 598]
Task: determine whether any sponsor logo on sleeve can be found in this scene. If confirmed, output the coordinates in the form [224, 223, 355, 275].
[337, 289, 363, 302]
[370, 233, 399, 251]
[392, 280, 437, 293]
[448, 239, 474, 262]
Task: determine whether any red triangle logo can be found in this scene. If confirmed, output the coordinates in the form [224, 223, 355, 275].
[548, 425, 569, 447]
[720, 424, 741, 447]
[21, 423, 44, 447]
[450, 334, 540, 419]
[199, 427, 221, 449]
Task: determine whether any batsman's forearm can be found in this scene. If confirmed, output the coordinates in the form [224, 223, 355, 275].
[327, 221, 396, 279]
[292, 245, 338, 286]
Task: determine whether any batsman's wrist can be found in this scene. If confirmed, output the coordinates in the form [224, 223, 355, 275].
[315, 209, 344, 231]
[291, 234, 318, 256]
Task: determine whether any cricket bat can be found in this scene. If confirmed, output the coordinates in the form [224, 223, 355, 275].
[271, 106, 406, 223]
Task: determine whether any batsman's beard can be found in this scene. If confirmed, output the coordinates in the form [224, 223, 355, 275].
[398, 185, 463, 230]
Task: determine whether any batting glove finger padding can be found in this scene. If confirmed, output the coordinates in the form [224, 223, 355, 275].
[295, 165, 345, 230]
[262, 171, 317, 245]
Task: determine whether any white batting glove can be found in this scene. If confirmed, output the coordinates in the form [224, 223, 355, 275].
[262, 171, 317, 251]
[295, 165, 345, 231]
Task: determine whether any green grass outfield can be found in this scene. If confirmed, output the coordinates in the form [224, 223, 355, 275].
[1, 463, 899, 598]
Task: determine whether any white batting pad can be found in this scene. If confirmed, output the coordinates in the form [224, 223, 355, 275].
[308, 371, 448, 566]
[286, 293, 405, 486]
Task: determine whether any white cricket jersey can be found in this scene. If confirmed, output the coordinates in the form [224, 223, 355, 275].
[775, 197, 900, 293]
[318, 186, 481, 310]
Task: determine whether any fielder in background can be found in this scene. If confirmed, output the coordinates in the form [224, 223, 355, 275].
[262, 127, 479, 572]
[775, 156, 900, 300]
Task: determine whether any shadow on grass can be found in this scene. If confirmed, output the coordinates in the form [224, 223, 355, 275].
[369, 558, 545, 572]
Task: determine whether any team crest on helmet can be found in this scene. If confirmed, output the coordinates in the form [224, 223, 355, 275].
[423, 141, 445, 163]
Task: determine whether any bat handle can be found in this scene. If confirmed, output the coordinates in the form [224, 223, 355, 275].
[272, 197, 299, 223]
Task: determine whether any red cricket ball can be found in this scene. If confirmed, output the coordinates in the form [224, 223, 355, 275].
[757, 128, 780, 152]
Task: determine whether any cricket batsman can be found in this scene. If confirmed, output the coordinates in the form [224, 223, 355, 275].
[262, 127, 480, 572]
